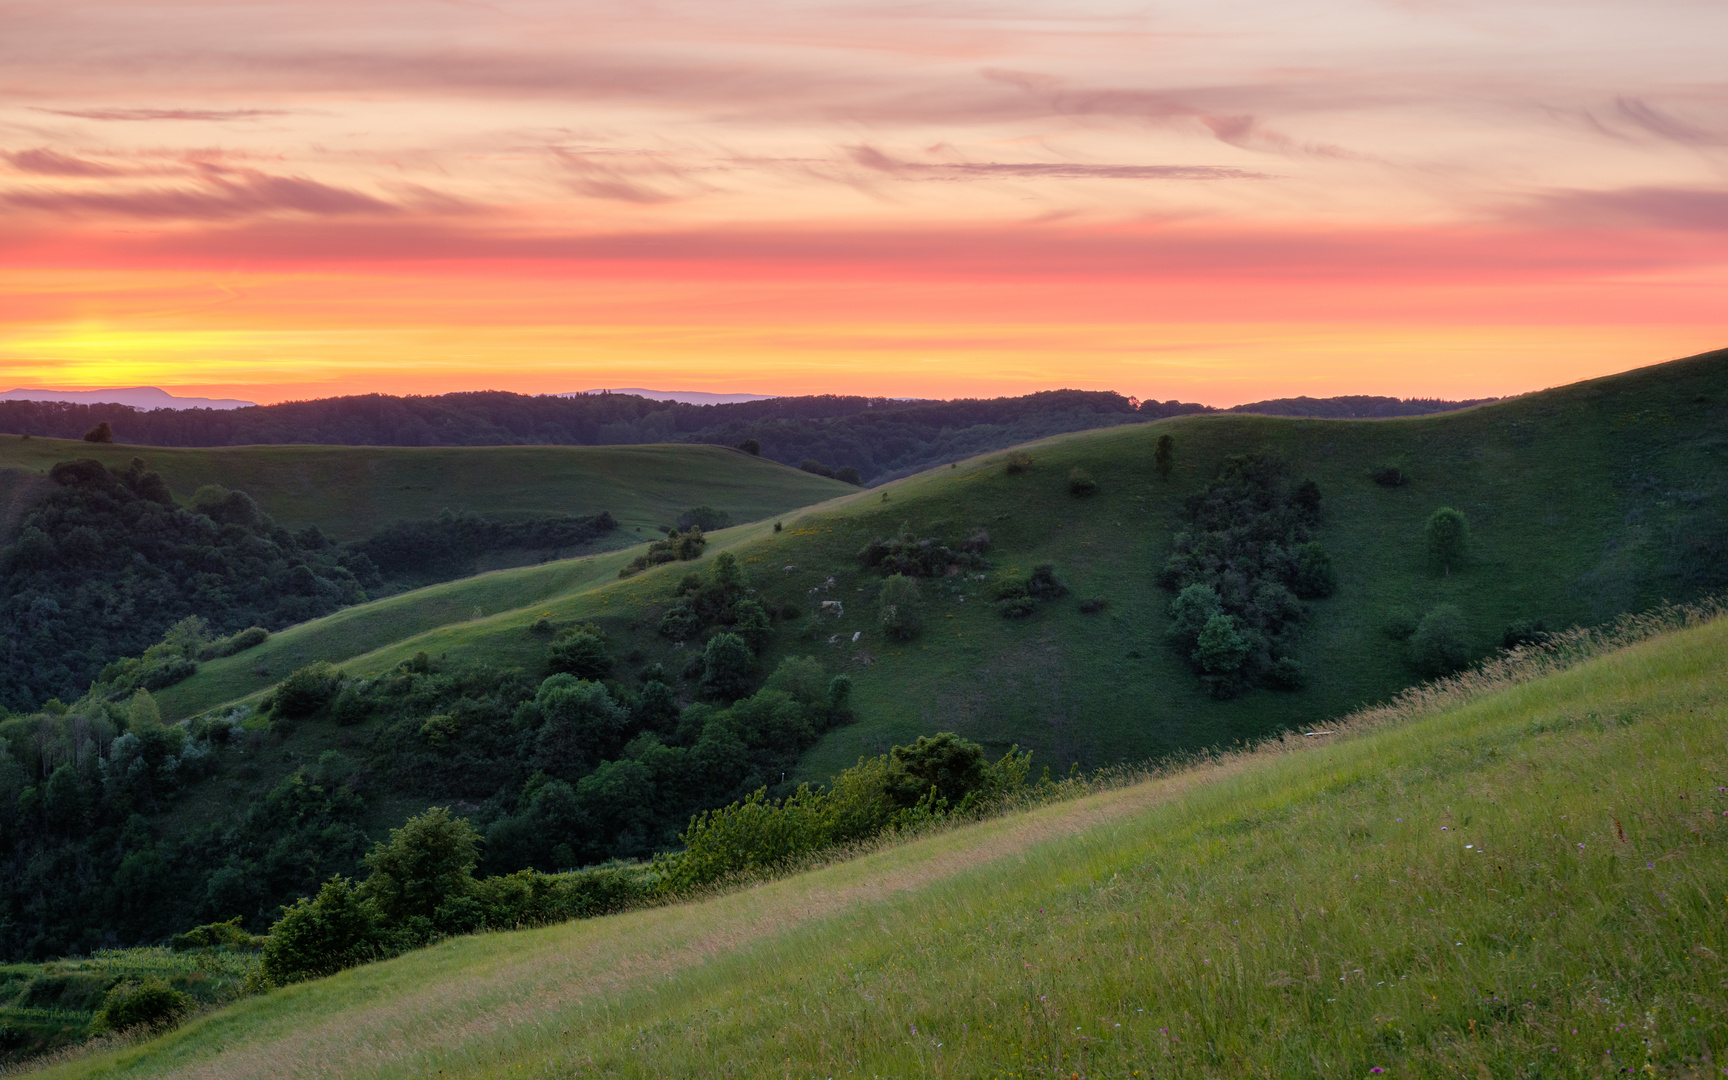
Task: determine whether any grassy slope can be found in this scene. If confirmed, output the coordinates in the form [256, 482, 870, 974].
[41, 613, 1728, 1079]
[154, 351, 1726, 781]
[0, 439, 851, 542]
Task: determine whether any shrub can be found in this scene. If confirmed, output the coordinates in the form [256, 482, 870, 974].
[799, 459, 835, 478]
[1371, 465, 1407, 487]
[876, 574, 923, 641]
[732, 598, 774, 653]
[274, 662, 343, 717]
[1292, 541, 1338, 599]
[998, 596, 1036, 619]
[1424, 507, 1470, 575]
[1078, 597, 1107, 614]
[1153, 433, 1174, 479]
[1027, 564, 1068, 600]
[1005, 451, 1034, 474]
[259, 877, 384, 985]
[83, 421, 114, 444]
[1501, 618, 1550, 650]
[773, 521, 783, 532]
[548, 629, 612, 680]
[139, 656, 197, 691]
[1410, 603, 1471, 675]
[736, 438, 761, 455]
[886, 732, 987, 808]
[1166, 583, 1223, 649]
[170, 916, 263, 951]
[92, 977, 192, 1034]
[1194, 614, 1250, 675]
[833, 466, 862, 485]
[360, 806, 482, 926]
[218, 626, 269, 656]
[1067, 468, 1097, 496]
[1383, 609, 1419, 640]
[1270, 656, 1305, 689]
[699, 632, 755, 701]
[677, 506, 733, 532]
[657, 601, 702, 641]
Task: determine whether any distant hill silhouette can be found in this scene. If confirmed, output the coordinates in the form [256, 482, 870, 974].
[1226, 394, 1497, 418]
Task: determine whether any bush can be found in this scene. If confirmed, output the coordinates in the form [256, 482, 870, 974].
[1078, 597, 1107, 614]
[732, 598, 773, 653]
[1004, 451, 1034, 475]
[998, 596, 1036, 619]
[274, 662, 343, 717]
[92, 977, 192, 1034]
[876, 575, 923, 641]
[1292, 541, 1338, 599]
[1153, 433, 1174, 479]
[139, 656, 198, 691]
[360, 806, 481, 926]
[1027, 564, 1068, 600]
[833, 466, 862, 485]
[1410, 604, 1471, 675]
[1067, 468, 1097, 496]
[886, 732, 987, 808]
[736, 438, 761, 455]
[1270, 656, 1305, 689]
[259, 877, 384, 985]
[799, 459, 835, 478]
[548, 629, 612, 680]
[1501, 619, 1550, 650]
[1424, 507, 1470, 575]
[1371, 465, 1407, 487]
[1194, 614, 1250, 675]
[170, 916, 264, 951]
[677, 506, 733, 532]
[699, 633, 754, 701]
[217, 626, 269, 656]
[83, 421, 114, 444]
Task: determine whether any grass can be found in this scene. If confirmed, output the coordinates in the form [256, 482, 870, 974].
[29, 605, 1728, 1079]
[0, 440, 851, 541]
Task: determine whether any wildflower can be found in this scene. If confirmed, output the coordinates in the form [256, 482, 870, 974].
[1371, 1069, 1386, 1075]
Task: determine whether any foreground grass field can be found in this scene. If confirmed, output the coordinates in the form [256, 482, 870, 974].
[0, 440, 850, 541]
[41, 609, 1728, 1079]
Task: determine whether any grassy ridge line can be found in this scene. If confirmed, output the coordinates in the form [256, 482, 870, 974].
[0, 439, 852, 541]
[151, 349, 1726, 758]
[41, 611, 1728, 1079]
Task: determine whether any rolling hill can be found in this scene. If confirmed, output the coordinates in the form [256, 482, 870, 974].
[31, 598, 1728, 1079]
[151, 348, 1725, 780]
[0, 440, 852, 543]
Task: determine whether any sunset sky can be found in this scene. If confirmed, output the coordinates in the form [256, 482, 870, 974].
[1, 0, 1724, 405]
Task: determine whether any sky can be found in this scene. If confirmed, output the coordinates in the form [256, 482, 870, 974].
[1, 0, 1724, 406]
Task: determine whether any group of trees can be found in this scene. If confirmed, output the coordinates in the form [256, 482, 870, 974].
[259, 730, 1029, 986]
[0, 389, 1214, 485]
[0, 460, 368, 710]
[1158, 452, 1337, 697]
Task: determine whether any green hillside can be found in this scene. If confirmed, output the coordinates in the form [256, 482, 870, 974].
[0, 439, 852, 542]
[156, 349, 1725, 782]
[37, 606, 1728, 1079]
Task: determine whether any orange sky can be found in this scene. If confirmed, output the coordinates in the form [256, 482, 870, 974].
[1, 0, 1724, 405]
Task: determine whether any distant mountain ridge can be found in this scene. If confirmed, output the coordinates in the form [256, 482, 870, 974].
[567, 388, 777, 405]
[1227, 394, 1498, 418]
[0, 386, 256, 410]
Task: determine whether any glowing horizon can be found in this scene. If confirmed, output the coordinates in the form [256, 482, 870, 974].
[2, 0, 1724, 404]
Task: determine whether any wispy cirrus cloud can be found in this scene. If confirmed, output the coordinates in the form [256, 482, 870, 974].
[847, 144, 1269, 181]
[0, 169, 402, 220]
[1514, 185, 1728, 231]
[29, 107, 294, 122]
[4, 148, 129, 177]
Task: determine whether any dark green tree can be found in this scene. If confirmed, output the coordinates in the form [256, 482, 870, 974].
[548, 629, 612, 680]
[1424, 507, 1470, 575]
[732, 598, 773, 653]
[1194, 614, 1250, 675]
[876, 574, 923, 641]
[1153, 433, 1174, 479]
[359, 806, 481, 925]
[1292, 541, 1338, 598]
[259, 877, 382, 985]
[699, 632, 755, 701]
[1410, 604, 1471, 675]
[887, 732, 987, 808]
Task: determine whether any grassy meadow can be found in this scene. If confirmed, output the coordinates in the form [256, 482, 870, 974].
[31, 605, 1728, 1079]
[0, 440, 851, 542]
[149, 350, 1725, 787]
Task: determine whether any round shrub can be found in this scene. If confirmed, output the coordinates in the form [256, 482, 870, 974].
[274, 662, 343, 718]
[93, 978, 192, 1034]
[1410, 603, 1471, 675]
[1004, 451, 1034, 474]
[1292, 541, 1338, 599]
[876, 575, 924, 641]
[259, 877, 382, 985]
[1194, 614, 1250, 675]
[548, 629, 612, 680]
[699, 632, 754, 701]
[1067, 468, 1097, 496]
[1424, 507, 1470, 575]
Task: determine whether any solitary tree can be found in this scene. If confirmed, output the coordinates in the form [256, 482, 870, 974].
[1424, 507, 1470, 575]
[736, 438, 761, 455]
[877, 574, 923, 640]
[359, 806, 481, 925]
[1410, 603, 1471, 675]
[699, 632, 754, 701]
[1153, 434, 1174, 479]
[83, 421, 114, 444]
